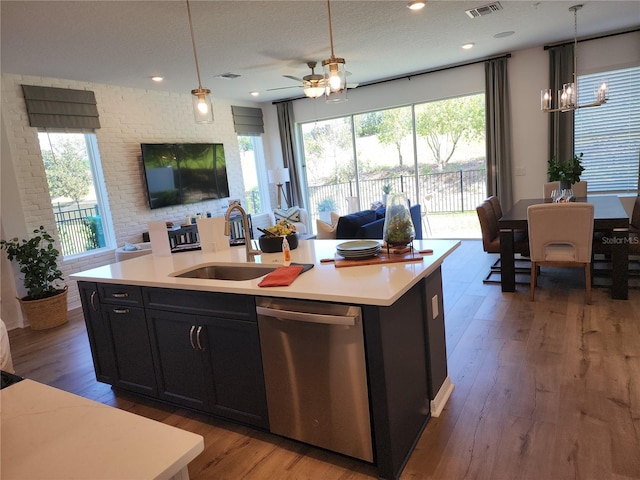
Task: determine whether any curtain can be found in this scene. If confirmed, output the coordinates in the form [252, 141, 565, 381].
[276, 101, 303, 208]
[485, 57, 513, 209]
[22, 85, 100, 129]
[547, 44, 575, 166]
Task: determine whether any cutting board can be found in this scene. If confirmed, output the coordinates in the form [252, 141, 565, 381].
[332, 250, 424, 268]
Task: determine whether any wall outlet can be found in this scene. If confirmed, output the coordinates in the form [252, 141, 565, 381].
[431, 294, 439, 319]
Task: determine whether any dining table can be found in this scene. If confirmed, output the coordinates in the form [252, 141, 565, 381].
[498, 196, 629, 300]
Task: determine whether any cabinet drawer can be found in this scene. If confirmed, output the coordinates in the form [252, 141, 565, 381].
[143, 287, 256, 321]
[99, 284, 143, 307]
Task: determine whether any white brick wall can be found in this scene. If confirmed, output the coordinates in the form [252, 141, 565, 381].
[1, 73, 249, 313]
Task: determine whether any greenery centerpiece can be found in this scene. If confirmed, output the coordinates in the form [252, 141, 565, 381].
[0, 226, 68, 329]
[548, 153, 585, 190]
[259, 220, 299, 253]
[382, 193, 415, 247]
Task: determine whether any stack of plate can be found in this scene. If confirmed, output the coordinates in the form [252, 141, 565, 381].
[336, 240, 382, 260]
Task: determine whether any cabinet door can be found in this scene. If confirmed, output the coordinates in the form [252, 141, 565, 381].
[205, 316, 269, 429]
[102, 304, 158, 396]
[147, 309, 213, 411]
[78, 282, 117, 384]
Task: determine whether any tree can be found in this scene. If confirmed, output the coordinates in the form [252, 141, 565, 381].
[375, 107, 412, 166]
[416, 94, 485, 169]
[42, 137, 91, 206]
[302, 119, 353, 185]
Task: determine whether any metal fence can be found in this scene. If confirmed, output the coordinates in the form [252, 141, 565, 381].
[54, 205, 102, 256]
[308, 169, 487, 223]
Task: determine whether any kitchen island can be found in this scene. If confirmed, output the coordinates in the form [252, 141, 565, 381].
[71, 238, 459, 480]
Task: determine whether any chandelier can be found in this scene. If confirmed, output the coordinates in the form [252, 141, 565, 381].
[541, 4, 608, 113]
[186, 0, 213, 123]
[322, 0, 348, 103]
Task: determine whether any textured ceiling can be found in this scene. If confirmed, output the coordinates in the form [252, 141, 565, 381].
[1, 1, 639, 103]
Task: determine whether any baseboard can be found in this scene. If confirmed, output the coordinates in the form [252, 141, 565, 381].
[430, 376, 454, 417]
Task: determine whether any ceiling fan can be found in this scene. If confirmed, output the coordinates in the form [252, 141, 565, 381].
[268, 61, 357, 98]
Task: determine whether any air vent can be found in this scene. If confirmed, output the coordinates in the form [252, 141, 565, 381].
[215, 73, 241, 80]
[465, 2, 503, 18]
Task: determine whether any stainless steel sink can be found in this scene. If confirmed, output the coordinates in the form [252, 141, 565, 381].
[171, 263, 277, 281]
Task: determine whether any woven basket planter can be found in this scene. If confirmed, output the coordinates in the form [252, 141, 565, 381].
[18, 286, 68, 330]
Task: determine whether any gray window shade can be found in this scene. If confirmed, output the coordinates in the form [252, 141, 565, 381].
[231, 106, 264, 135]
[575, 66, 640, 193]
[22, 85, 100, 129]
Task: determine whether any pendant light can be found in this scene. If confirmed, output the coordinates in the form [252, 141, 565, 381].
[186, 0, 213, 123]
[540, 4, 608, 113]
[322, 0, 348, 103]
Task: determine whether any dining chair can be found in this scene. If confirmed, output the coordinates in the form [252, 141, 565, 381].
[476, 199, 529, 284]
[571, 181, 588, 197]
[543, 182, 559, 199]
[527, 203, 594, 303]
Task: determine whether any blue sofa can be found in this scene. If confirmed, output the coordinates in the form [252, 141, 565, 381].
[335, 204, 422, 240]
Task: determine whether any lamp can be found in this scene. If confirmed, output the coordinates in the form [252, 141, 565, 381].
[186, 0, 213, 123]
[268, 168, 290, 209]
[302, 61, 326, 99]
[540, 4, 608, 113]
[322, 0, 348, 103]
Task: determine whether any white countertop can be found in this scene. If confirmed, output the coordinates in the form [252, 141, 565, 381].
[71, 239, 460, 306]
[1, 379, 204, 480]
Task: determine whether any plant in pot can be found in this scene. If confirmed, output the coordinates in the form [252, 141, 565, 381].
[0, 226, 68, 330]
[383, 193, 415, 248]
[548, 152, 585, 190]
[317, 198, 337, 224]
[381, 184, 392, 205]
[258, 220, 299, 253]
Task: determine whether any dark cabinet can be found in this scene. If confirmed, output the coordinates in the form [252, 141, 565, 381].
[206, 316, 268, 428]
[78, 281, 117, 384]
[147, 309, 214, 411]
[80, 283, 268, 428]
[102, 303, 157, 396]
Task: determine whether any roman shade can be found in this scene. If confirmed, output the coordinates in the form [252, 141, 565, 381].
[22, 85, 100, 129]
[231, 106, 264, 135]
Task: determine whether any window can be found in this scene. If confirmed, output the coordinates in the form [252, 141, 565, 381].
[38, 132, 113, 257]
[576, 66, 640, 193]
[238, 135, 269, 215]
[300, 94, 485, 238]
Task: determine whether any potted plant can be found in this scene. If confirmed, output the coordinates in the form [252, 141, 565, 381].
[548, 152, 585, 190]
[383, 193, 415, 247]
[317, 198, 337, 223]
[382, 184, 392, 205]
[0, 226, 68, 330]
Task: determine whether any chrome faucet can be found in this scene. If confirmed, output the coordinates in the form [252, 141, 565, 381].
[224, 204, 261, 262]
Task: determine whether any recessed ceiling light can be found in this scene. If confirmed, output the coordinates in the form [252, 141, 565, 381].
[462, 42, 475, 50]
[494, 31, 515, 38]
[151, 76, 164, 82]
[407, 0, 426, 11]
[250, 91, 260, 97]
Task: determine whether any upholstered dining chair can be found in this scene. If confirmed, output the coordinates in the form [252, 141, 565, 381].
[476, 199, 529, 284]
[543, 181, 588, 199]
[527, 203, 594, 303]
[543, 182, 558, 199]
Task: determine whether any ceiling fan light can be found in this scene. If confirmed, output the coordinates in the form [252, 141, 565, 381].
[191, 87, 213, 123]
[303, 86, 325, 98]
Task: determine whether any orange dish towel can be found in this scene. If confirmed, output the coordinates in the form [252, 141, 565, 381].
[258, 265, 305, 287]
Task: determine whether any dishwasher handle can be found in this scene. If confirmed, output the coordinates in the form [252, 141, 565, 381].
[256, 305, 358, 326]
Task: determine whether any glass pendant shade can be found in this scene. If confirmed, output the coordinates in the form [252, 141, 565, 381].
[191, 87, 213, 123]
[322, 58, 347, 103]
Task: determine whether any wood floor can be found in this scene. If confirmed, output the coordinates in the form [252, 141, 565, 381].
[8, 240, 640, 480]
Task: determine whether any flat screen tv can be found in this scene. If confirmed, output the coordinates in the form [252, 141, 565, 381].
[141, 143, 229, 209]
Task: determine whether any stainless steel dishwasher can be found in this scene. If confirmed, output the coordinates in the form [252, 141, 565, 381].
[256, 297, 373, 462]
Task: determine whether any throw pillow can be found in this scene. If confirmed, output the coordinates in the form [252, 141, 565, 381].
[316, 212, 340, 239]
[274, 206, 301, 224]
